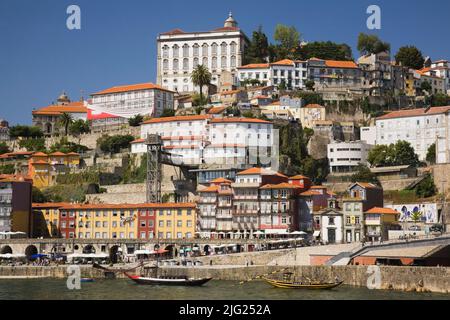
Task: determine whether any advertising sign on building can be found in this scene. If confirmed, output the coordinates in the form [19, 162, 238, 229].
[386, 203, 438, 224]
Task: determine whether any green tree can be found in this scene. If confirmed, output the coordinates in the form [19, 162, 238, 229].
[357, 33, 390, 55]
[128, 114, 144, 127]
[97, 135, 135, 154]
[69, 119, 90, 135]
[426, 143, 436, 164]
[367, 141, 419, 167]
[430, 94, 450, 107]
[32, 186, 48, 203]
[161, 108, 176, 117]
[394, 140, 419, 167]
[191, 65, 212, 105]
[9, 125, 43, 138]
[273, 24, 301, 60]
[351, 164, 380, 185]
[299, 41, 353, 61]
[245, 26, 270, 64]
[420, 81, 432, 95]
[305, 80, 315, 91]
[59, 112, 73, 136]
[0, 164, 15, 174]
[278, 79, 287, 91]
[0, 142, 10, 155]
[19, 138, 46, 152]
[49, 137, 88, 154]
[242, 111, 255, 118]
[395, 46, 425, 70]
[191, 93, 208, 107]
[415, 174, 437, 198]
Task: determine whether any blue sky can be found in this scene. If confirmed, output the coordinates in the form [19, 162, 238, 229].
[1, 0, 450, 125]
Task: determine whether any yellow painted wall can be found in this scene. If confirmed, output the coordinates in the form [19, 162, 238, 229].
[155, 207, 196, 239]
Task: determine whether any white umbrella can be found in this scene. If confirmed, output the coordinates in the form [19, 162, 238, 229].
[254, 231, 264, 235]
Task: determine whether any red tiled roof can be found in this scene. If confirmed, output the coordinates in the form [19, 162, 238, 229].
[260, 182, 299, 190]
[210, 118, 271, 124]
[365, 207, 399, 215]
[325, 60, 358, 69]
[92, 83, 174, 96]
[131, 138, 146, 144]
[32, 202, 70, 209]
[220, 89, 242, 95]
[32, 101, 87, 115]
[59, 203, 196, 210]
[271, 59, 294, 66]
[161, 28, 186, 35]
[49, 152, 66, 156]
[32, 152, 48, 157]
[210, 177, 232, 184]
[199, 185, 219, 193]
[238, 63, 270, 69]
[237, 167, 286, 177]
[290, 175, 310, 180]
[142, 115, 210, 124]
[208, 106, 227, 114]
[377, 106, 450, 120]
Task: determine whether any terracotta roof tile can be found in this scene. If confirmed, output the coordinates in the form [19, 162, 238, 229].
[377, 106, 450, 120]
[365, 207, 399, 215]
[32, 101, 87, 115]
[59, 203, 196, 210]
[238, 63, 270, 69]
[92, 83, 174, 96]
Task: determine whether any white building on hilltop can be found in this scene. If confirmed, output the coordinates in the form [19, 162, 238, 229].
[134, 116, 275, 167]
[87, 83, 174, 131]
[376, 106, 450, 163]
[156, 13, 249, 93]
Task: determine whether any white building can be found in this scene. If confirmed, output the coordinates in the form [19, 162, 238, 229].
[135, 115, 274, 167]
[88, 83, 174, 130]
[328, 141, 373, 173]
[420, 60, 450, 94]
[376, 106, 450, 163]
[360, 126, 377, 145]
[156, 13, 249, 93]
[237, 59, 308, 90]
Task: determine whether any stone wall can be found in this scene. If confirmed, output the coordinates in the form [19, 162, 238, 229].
[160, 265, 450, 293]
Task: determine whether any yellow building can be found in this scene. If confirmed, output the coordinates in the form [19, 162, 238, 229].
[28, 152, 80, 188]
[32, 203, 67, 238]
[155, 204, 197, 240]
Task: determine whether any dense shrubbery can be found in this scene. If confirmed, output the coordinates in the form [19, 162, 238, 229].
[69, 120, 91, 135]
[367, 141, 419, 168]
[128, 114, 144, 126]
[122, 154, 147, 184]
[0, 142, 10, 155]
[97, 134, 135, 154]
[18, 138, 46, 152]
[42, 184, 87, 203]
[0, 164, 15, 174]
[49, 137, 89, 154]
[351, 164, 380, 185]
[9, 126, 43, 138]
[415, 174, 437, 198]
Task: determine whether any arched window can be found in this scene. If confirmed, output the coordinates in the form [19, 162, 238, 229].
[202, 57, 208, 67]
[163, 59, 169, 71]
[221, 42, 228, 55]
[230, 42, 237, 54]
[173, 59, 179, 71]
[212, 57, 217, 69]
[193, 58, 199, 68]
[211, 43, 218, 55]
[173, 45, 179, 57]
[221, 56, 227, 68]
[231, 56, 236, 68]
[202, 43, 208, 56]
[183, 58, 189, 70]
[162, 45, 169, 58]
[193, 44, 199, 56]
[183, 44, 189, 57]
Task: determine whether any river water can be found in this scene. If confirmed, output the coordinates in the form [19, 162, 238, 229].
[0, 279, 448, 300]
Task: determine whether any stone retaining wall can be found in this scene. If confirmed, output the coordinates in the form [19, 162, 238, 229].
[0, 265, 448, 293]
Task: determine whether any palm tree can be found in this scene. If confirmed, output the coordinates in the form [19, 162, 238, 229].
[191, 65, 212, 106]
[410, 210, 423, 227]
[59, 112, 73, 136]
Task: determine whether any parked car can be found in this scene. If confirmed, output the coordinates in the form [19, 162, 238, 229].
[409, 226, 421, 231]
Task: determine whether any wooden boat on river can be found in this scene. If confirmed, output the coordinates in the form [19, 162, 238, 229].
[124, 273, 212, 286]
[264, 272, 343, 290]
